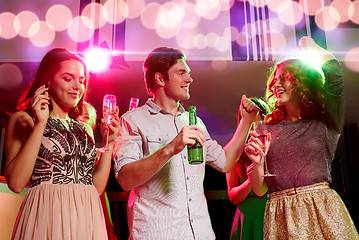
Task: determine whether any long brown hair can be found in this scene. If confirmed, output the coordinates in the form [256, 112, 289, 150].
[264, 59, 324, 124]
[17, 48, 89, 119]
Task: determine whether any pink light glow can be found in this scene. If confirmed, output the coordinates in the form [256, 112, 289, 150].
[46, 5, 73, 31]
[348, 1, 359, 25]
[126, 0, 145, 19]
[315, 6, 340, 31]
[330, 0, 351, 23]
[0, 12, 20, 39]
[140, 3, 161, 29]
[82, 2, 107, 29]
[277, 1, 304, 26]
[67, 16, 94, 42]
[103, 0, 127, 24]
[299, 0, 324, 16]
[0, 63, 23, 89]
[17, 11, 39, 38]
[29, 21, 55, 47]
[344, 47, 359, 73]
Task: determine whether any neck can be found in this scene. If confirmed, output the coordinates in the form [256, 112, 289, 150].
[284, 106, 301, 122]
[152, 95, 179, 115]
[50, 100, 71, 119]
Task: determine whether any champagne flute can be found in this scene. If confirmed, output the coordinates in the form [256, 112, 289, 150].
[98, 94, 117, 152]
[257, 134, 276, 177]
[252, 121, 276, 177]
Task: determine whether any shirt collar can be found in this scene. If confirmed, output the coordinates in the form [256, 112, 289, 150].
[146, 99, 185, 116]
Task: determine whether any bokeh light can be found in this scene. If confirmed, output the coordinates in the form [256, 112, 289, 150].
[17, 11, 39, 38]
[82, 2, 107, 29]
[348, 0, 359, 25]
[269, 30, 287, 55]
[195, 0, 221, 20]
[315, 6, 340, 31]
[84, 47, 112, 72]
[29, 21, 55, 47]
[193, 33, 208, 49]
[330, 0, 351, 23]
[211, 58, 228, 72]
[67, 16, 94, 42]
[344, 47, 359, 73]
[248, 0, 270, 8]
[103, 0, 128, 24]
[277, 1, 303, 26]
[46, 5, 73, 31]
[0, 63, 23, 89]
[267, 0, 290, 12]
[0, 12, 20, 39]
[299, 0, 324, 16]
[126, 0, 145, 19]
[140, 2, 161, 29]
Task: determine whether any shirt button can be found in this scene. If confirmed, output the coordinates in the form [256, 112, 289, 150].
[189, 198, 192, 202]
[184, 155, 187, 159]
[187, 177, 189, 180]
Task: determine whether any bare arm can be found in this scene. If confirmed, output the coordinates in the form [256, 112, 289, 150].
[222, 95, 258, 172]
[244, 132, 269, 196]
[5, 85, 50, 193]
[226, 165, 252, 205]
[116, 124, 204, 192]
[92, 108, 120, 194]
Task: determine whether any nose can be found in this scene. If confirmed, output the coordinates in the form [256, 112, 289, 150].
[186, 74, 193, 84]
[73, 79, 82, 90]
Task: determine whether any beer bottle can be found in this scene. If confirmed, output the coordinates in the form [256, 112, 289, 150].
[187, 106, 203, 164]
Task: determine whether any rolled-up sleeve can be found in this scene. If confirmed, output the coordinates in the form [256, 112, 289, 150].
[113, 116, 143, 179]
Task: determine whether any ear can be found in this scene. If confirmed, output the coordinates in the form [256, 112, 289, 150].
[154, 72, 165, 87]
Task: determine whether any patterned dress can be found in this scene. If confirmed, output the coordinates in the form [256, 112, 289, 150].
[12, 117, 108, 240]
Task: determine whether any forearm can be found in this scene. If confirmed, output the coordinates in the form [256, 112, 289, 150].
[228, 179, 252, 205]
[222, 119, 252, 172]
[93, 150, 113, 194]
[248, 162, 267, 196]
[5, 123, 46, 193]
[117, 142, 175, 191]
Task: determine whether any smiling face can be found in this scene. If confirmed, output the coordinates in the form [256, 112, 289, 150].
[49, 60, 86, 114]
[272, 67, 299, 107]
[163, 60, 193, 102]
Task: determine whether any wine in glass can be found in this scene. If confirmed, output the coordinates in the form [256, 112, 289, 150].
[98, 94, 117, 152]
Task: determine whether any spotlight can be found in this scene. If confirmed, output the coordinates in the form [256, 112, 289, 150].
[84, 47, 111, 72]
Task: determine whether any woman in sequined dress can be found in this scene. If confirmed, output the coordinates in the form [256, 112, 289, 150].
[244, 37, 358, 239]
[4, 48, 119, 240]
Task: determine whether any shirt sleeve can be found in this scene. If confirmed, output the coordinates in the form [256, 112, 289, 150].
[322, 59, 345, 133]
[197, 117, 226, 171]
[113, 115, 143, 179]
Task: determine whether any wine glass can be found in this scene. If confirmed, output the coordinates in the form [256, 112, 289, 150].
[98, 94, 117, 153]
[253, 121, 276, 177]
[257, 134, 276, 177]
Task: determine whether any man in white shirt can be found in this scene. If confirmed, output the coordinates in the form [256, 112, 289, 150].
[114, 47, 258, 239]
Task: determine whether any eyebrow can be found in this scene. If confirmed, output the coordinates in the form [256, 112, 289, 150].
[61, 72, 86, 80]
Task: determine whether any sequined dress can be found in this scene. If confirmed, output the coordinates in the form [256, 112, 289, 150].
[257, 60, 358, 239]
[11, 117, 108, 240]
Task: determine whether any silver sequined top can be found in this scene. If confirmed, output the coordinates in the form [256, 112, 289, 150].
[257, 60, 344, 194]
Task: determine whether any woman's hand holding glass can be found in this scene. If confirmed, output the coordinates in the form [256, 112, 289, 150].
[244, 130, 274, 177]
[98, 94, 120, 152]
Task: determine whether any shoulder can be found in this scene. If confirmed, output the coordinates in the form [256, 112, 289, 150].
[8, 111, 34, 128]
[77, 121, 95, 140]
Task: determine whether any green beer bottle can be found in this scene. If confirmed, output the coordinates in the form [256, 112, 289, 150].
[187, 106, 203, 164]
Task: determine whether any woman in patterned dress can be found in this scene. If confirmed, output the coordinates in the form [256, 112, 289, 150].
[4, 48, 119, 240]
[244, 36, 358, 239]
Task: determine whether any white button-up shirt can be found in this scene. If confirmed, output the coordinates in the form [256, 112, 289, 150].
[114, 100, 226, 240]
